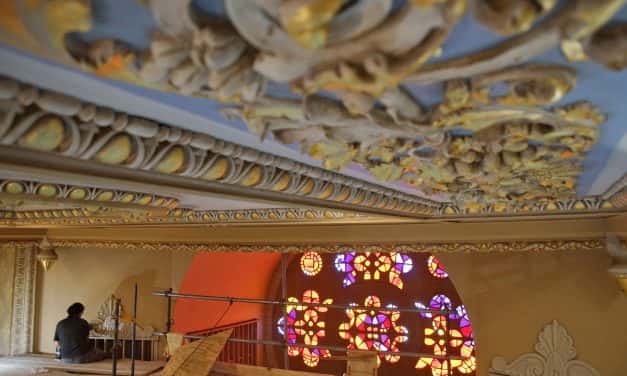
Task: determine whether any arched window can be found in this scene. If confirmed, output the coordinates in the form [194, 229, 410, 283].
[270, 251, 477, 376]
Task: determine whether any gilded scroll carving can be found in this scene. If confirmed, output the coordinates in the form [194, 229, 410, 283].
[0, 1, 625, 216]
[489, 321, 600, 376]
[577, 21, 627, 70]
[227, 64, 604, 211]
[473, 0, 558, 36]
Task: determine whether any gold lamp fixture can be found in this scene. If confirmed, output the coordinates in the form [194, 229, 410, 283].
[607, 234, 627, 295]
[36, 236, 58, 272]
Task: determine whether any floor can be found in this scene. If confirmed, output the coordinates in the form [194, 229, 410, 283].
[0, 355, 165, 376]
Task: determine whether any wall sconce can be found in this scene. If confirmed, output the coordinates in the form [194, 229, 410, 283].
[607, 234, 627, 295]
[36, 236, 58, 272]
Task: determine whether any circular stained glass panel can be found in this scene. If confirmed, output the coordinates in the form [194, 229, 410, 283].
[300, 251, 323, 276]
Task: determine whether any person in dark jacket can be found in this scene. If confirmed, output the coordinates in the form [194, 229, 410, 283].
[54, 302, 107, 363]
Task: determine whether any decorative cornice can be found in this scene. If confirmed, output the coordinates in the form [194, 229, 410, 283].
[0, 239, 604, 254]
[0, 76, 440, 217]
[0, 77, 622, 219]
[0, 179, 178, 208]
[602, 172, 627, 209]
[0, 207, 368, 227]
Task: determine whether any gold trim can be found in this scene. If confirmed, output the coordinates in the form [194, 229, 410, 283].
[0, 207, 371, 227]
[0, 239, 602, 254]
[0, 179, 179, 209]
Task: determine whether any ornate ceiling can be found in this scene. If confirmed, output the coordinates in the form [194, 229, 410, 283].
[0, 0, 626, 221]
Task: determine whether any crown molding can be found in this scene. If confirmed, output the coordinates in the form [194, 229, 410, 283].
[0, 239, 607, 254]
[0, 76, 440, 218]
[0, 206, 374, 227]
[603, 172, 627, 208]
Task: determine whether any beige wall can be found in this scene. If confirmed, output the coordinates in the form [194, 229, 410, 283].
[440, 250, 627, 376]
[0, 247, 16, 355]
[34, 247, 189, 354]
[30, 244, 627, 375]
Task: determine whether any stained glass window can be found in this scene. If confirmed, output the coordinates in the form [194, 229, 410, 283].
[334, 251, 413, 289]
[276, 290, 333, 367]
[427, 255, 449, 279]
[279, 253, 476, 375]
[338, 296, 409, 365]
[300, 252, 323, 276]
[414, 295, 477, 375]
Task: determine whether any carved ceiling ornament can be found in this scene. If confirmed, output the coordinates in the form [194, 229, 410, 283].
[0, 1, 626, 215]
[0, 77, 623, 220]
[225, 64, 605, 211]
[488, 320, 600, 376]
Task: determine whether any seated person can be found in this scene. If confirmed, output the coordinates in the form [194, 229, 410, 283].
[54, 302, 107, 363]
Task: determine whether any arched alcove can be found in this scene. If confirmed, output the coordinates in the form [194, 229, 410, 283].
[172, 252, 281, 333]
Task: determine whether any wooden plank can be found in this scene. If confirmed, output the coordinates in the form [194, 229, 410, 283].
[162, 329, 231, 376]
[210, 362, 334, 376]
[0, 354, 165, 376]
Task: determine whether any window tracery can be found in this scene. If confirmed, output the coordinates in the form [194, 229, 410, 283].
[276, 251, 476, 375]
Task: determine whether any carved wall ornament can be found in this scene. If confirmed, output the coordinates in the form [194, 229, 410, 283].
[92, 295, 153, 339]
[5, 243, 37, 355]
[488, 320, 600, 376]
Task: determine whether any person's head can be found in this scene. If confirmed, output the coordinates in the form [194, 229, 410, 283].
[67, 302, 85, 317]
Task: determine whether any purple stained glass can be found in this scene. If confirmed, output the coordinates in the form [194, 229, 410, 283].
[394, 253, 414, 274]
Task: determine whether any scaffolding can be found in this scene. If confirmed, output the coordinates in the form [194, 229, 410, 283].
[150, 254, 469, 370]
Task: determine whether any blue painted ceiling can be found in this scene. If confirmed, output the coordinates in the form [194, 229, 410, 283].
[1, 1, 625, 198]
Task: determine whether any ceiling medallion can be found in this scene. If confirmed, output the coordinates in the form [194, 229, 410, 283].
[0, 0, 625, 214]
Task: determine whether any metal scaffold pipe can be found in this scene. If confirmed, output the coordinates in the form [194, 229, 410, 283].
[152, 290, 450, 315]
[152, 332, 468, 361]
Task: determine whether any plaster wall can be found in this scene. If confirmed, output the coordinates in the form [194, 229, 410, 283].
[172, 252, 281, 334]
[29, 245, 627, 375]
[0, 247, 16, 355]
[439, 250, 627, 376]
[34, 247, 177, 354]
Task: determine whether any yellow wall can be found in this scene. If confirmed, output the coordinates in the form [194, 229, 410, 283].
[440, 250, 627, 376]
[34, 247, 193, 354]
[0, 246, 16, 355]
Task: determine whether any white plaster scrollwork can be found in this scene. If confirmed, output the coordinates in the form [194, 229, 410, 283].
[9, 244, 37, 355]
[489, 320, 600, 376]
